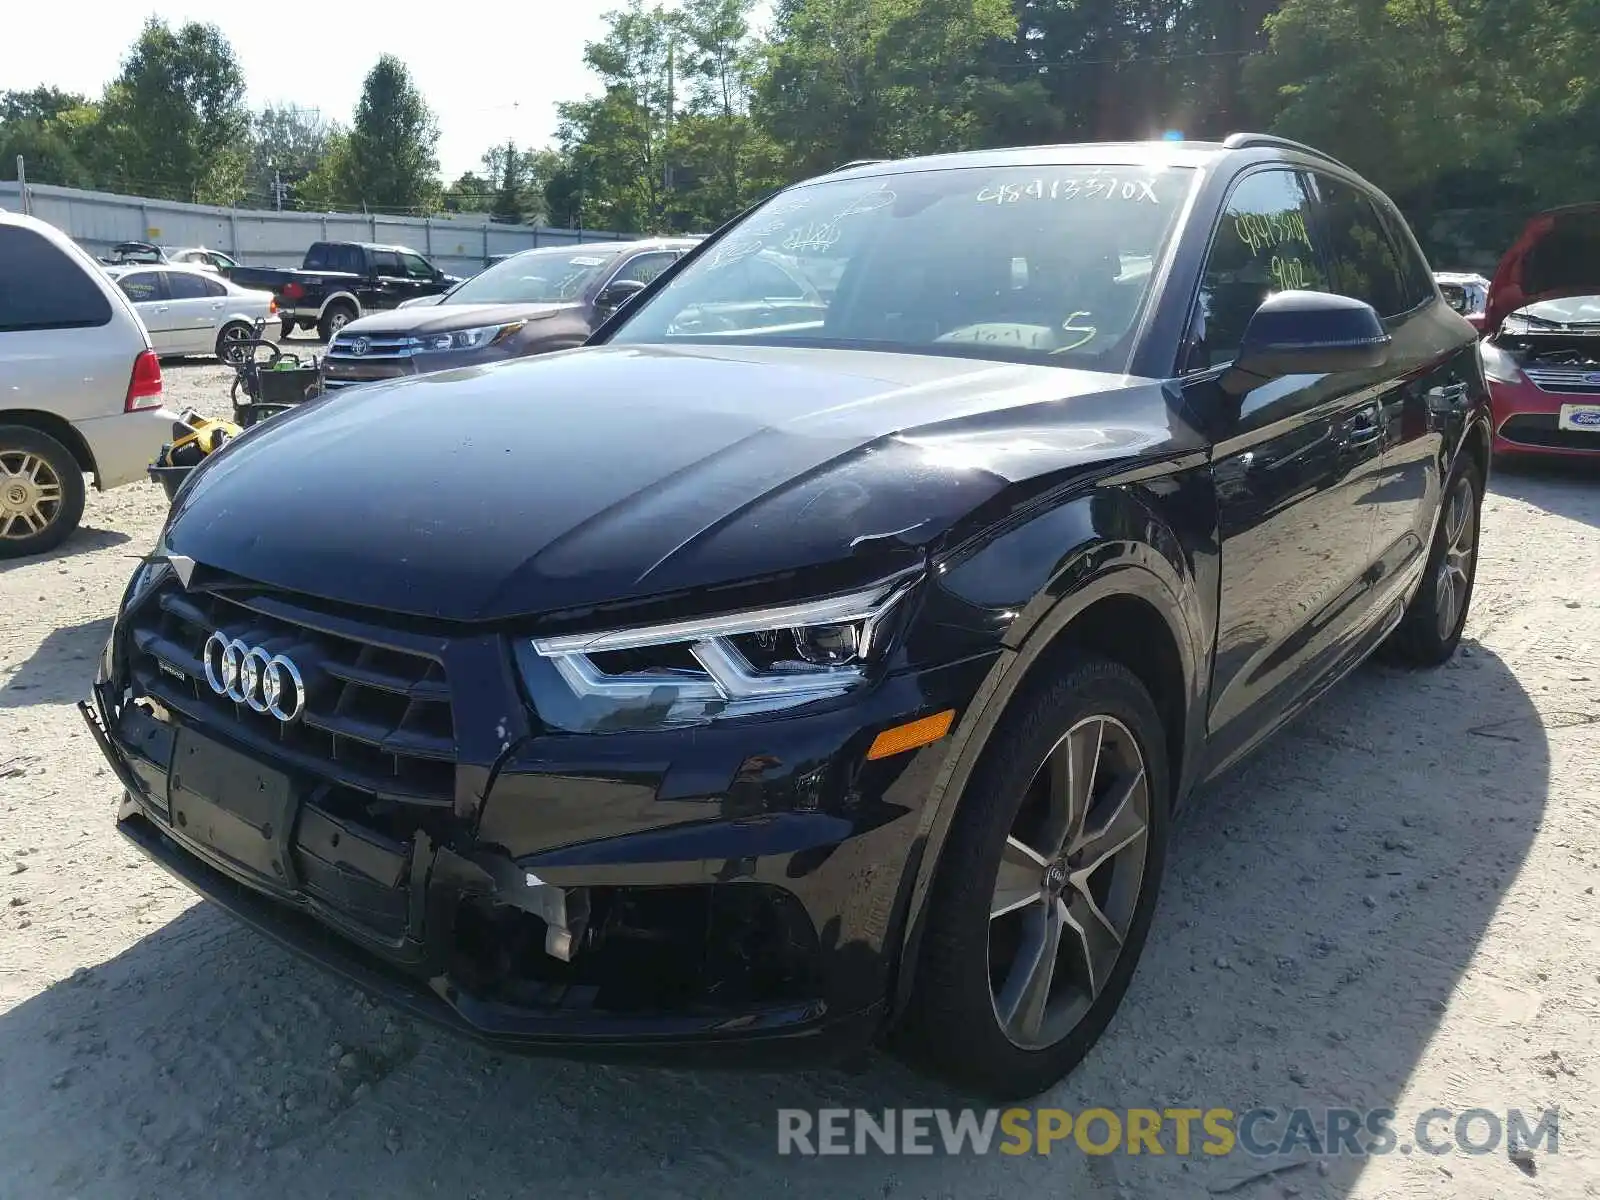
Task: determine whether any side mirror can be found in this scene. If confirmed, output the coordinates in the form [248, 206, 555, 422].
[596, 278, 648, 314]
[1221, 290, 1391, 396]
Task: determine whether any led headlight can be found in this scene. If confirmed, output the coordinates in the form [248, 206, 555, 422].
[415, 323, 524, 353]
[515, 579, 917, 733]
[1478, 340, 1523, 385]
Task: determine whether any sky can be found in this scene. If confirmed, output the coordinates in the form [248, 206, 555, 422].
[0, 2, 770, 179]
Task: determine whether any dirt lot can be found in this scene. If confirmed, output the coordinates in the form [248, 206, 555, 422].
[1, 355, 1597, 1199]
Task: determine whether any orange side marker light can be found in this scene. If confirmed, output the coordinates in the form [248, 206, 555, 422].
[866, 709, 956, 761]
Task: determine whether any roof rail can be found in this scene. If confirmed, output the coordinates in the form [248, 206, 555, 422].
[830, 159, 887, 173]
[1221, 132, 1351, 171]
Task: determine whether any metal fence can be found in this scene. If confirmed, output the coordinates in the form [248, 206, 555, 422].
[0, 180, 635, 276]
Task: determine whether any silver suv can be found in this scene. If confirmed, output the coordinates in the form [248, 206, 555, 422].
[0, 210, 178, 558]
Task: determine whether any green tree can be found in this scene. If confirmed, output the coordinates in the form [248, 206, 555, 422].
[97, 18, 250, 203]
[554, 1, 683, 232]
[345, 55, 440, 212]
[443, 169, 493, 213]
[250, 105, 333, 209]
[0, 88, 102, 188]
[1250, 0, 1498, 204]
[294, 130, 354, 211]
[552, 0, 781, 233]
[754, 0, 1017, 179]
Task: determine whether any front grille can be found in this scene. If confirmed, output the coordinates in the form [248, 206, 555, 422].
[1524, 367, 1600, 395]
[327, 333, 416, 360]
[126, 582, 456, 806]
[1498, 413, 1600, 452]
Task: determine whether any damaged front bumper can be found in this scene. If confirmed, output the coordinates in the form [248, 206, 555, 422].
[81, 636, 987, 1065]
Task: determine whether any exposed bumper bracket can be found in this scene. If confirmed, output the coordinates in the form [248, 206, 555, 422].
[460, 850, 591, 962]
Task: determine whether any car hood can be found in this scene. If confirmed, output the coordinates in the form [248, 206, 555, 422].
[164, 345, 1187, 623]
[340, 302, 576, 335]
[1484, 203, 1600, 333]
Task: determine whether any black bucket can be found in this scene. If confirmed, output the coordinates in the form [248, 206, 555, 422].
[148, 463, 193, 504]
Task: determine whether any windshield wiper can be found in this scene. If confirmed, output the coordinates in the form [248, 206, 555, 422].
[1515, 312, 1570, 329]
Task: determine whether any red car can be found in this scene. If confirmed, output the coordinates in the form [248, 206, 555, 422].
[1477, 203, 1600, 458]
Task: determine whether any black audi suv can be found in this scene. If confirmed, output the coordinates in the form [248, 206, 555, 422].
[84, 133, 1490, 1099]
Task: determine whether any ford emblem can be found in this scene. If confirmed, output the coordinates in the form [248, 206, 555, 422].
[1583, 372, 1600, 385]
[351, 337, 370, 357]
[1570, 410, 1600, 427]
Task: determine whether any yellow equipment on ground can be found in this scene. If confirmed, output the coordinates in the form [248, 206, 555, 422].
[155, 410, 243, 470]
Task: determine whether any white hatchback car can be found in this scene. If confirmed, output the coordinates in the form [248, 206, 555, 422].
[106, 263, 278, 362]
[0, 210, 179, 558]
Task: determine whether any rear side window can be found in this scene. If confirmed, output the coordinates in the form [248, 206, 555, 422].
[1190, 168, 1329, 370]
[0, 225, 114, 333]
[164, 272, 213, 300]
[1374, 201, 1437, 311]
[305, 243, 331, 269]
[1310, 176, 1413, 318]
[370, 250, 403, 275]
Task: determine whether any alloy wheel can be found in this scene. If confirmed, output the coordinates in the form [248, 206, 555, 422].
[0, 450, 64, 541]
[327, 311, 350, 336]
[220, 325, 249, 364]
[988, 714, 1150, 1050]
[1434, 475, 1476, 641]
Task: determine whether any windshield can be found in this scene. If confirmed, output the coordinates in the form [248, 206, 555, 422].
[607, 164, 1194, 369]
[446, 246, 620, 305]
[1514, 294, 1600, 325]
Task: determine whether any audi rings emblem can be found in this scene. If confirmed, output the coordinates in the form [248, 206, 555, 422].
[203, 632, 305, 722]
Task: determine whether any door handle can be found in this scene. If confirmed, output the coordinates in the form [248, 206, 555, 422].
[155, 305, 170, 312]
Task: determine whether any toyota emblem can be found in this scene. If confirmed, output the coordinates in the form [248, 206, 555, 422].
[351, 336, 371, 357]
[203, 632, 305, 722]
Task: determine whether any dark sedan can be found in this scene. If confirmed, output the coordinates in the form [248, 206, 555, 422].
[86, 134, 1489, 1100]
[319, 239, 701, 390]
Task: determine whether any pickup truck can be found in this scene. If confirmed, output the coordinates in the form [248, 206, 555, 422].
[229, 241, 463, 340]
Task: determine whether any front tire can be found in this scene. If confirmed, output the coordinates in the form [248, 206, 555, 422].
[1382, 457, 1483, 666]
[317, 304, 355, 342]
[0, 425, 86, 559]
[896, 657, 1170, 1099]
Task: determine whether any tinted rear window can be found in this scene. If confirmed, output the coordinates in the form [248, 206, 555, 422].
[164, 272, 211, 300]
[1311, 176, 1413, 318]
[0, 225, 114, 333]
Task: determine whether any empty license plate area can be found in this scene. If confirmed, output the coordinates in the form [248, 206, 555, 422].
[169, 726, 298, 886]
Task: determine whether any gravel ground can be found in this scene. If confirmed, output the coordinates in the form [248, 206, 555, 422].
[2, 352, 1598, 1199]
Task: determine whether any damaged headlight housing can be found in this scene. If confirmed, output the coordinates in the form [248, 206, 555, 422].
[1478, 339, 1523, 384]
[515, 578, 918, 733]
[414, 322, 523, 353]
[123, 525, 174, 609]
